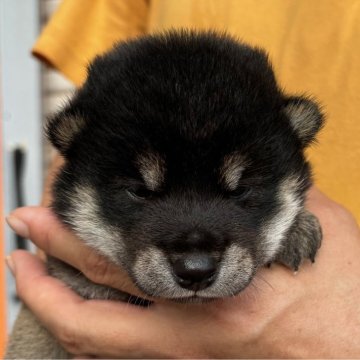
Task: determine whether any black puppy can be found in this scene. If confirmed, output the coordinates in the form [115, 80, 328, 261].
[7, 31, 323, 358]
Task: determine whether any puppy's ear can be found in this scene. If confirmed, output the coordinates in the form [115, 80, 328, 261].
[284, 96, 324, 147]
[46, 111, 86, 155]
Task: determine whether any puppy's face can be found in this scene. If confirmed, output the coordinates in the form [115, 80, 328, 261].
[48, 32, 323, 301]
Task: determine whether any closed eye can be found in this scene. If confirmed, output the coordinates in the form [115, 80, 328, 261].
[226, 186, 253, 201]
[126, 186, 156, 201]
[110, 176, 157, 200]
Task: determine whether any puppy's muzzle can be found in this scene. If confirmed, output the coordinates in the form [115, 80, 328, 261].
[172, 253, 217, 291]
[168, 229, 224, 291]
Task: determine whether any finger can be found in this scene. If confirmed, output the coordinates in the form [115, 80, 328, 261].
[8, 206, 79, 261]
[306, 187, 358, 230]
[10, 250, 83, 329]
[7, 207, 143, 296]
[306, 186, 331, 205]
[10, 250, 199, 358]
[306, 186, 353, 217]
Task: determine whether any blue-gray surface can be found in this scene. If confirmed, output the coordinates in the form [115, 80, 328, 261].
[0, 0, 42, 331]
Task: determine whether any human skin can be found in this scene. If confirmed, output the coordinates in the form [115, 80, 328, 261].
[6, 187, 360, 358]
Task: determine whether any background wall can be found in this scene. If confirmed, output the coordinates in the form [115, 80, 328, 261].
[0, 118, 6, 360]
[0, 0, 73, 348]
[41, 0, 74, 167]
[1, 0, 42, 342]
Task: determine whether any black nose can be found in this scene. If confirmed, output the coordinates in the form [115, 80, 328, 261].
[172, 254, 216, 291]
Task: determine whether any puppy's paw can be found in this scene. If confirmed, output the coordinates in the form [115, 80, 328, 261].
[275, 210, 322, 271]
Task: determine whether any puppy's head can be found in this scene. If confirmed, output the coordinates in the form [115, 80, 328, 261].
[47, 31, 323, 301]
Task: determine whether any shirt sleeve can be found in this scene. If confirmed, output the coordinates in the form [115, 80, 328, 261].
[32, 0, 149, 86]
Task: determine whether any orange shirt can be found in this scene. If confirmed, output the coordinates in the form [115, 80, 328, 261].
[33, 0, 360, 221]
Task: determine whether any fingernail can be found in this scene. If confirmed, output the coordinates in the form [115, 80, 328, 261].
[6, 215, 29, 238]
[5, 255, 16, 275]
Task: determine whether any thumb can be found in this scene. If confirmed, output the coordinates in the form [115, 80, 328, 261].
[6, 206, 147, 299]
[6, 206, 76, 255]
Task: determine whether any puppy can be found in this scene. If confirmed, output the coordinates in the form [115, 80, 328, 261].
[6, 30, 323, 358]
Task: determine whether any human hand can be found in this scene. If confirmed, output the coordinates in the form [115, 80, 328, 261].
[6, 188, 360, 358]
[6, 206, 143, 298]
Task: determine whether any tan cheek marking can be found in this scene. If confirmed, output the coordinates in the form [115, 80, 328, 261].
[67, 185, 122, 264]
[261, 175, 302, 260]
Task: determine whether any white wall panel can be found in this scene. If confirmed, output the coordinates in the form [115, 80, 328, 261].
[1, 0, 42, 330]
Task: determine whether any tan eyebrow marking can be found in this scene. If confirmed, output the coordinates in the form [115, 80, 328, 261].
[220, 152, 248, 191]
[136, 152, 166, 191]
